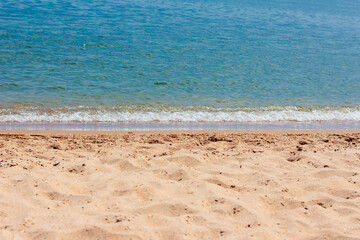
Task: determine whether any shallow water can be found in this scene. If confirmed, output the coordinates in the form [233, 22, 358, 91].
[1, 121, 360, 131]
[1, 0, 360, 123]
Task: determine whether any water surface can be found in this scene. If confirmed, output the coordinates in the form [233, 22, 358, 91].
[1, 0, 359, 123]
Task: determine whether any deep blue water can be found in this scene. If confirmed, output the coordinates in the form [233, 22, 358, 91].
[0, 0, 360, 122]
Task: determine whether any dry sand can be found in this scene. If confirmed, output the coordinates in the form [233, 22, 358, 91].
[0, 131, 359, 239]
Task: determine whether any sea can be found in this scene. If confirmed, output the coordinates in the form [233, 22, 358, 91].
[1, 0, 360, 130]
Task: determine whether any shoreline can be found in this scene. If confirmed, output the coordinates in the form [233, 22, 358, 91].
[1, 129, 360, 136]
[0, 121, 359, 132]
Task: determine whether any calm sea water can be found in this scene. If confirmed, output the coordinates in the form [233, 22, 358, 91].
[1, 0, 360, 122]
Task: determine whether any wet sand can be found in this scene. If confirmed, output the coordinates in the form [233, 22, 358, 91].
[0, 131, 360, 239]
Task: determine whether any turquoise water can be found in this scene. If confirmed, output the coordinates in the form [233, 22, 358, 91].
[1, 0, 360, 122]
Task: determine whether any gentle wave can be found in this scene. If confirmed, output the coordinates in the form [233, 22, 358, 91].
[0, 106, 359, 122]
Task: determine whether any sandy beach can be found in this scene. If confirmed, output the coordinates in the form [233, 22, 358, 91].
[0, 131, 359, 239]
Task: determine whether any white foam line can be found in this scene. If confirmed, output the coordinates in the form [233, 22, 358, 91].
[0, 109, 360, 122]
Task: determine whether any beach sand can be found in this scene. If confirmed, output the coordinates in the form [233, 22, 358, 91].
[0, 131, 359, 239]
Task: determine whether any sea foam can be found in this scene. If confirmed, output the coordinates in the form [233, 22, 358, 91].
[0, 107, 359, 123]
